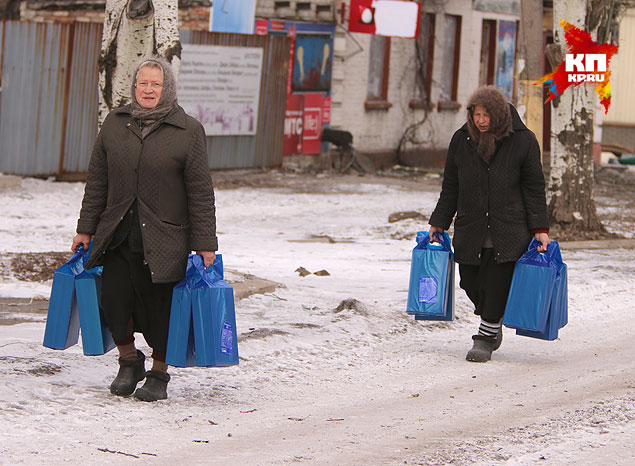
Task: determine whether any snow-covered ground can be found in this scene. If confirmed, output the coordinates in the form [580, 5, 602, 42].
[0, 173, 634, 465]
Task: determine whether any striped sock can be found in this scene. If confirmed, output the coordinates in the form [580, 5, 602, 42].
[478, 319, 502, 338]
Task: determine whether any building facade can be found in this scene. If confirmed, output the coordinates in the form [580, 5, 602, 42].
[8, 0, 531, 172]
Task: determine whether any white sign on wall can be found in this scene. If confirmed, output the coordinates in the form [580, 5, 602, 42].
[178, 44, 263, 136]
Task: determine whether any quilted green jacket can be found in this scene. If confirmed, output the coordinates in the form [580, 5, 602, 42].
[77, 104, 217, 282]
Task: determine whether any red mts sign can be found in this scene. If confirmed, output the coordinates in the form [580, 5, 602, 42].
[302, 93, 324, 155]
[322, 96, 331, 124]
[283, 94, 303, 155]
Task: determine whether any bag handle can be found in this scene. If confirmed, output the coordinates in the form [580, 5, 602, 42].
[417, 231, 452, 251]
[188, 254, 223, 287]
[525, 238, 563, 266]
[68, 244, 89, 275]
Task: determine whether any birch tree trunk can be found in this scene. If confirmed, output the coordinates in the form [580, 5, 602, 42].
[98, 0, 181, 127]
[548, 0, 605, 239]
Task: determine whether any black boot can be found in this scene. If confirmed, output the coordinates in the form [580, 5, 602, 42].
[110, 350, 146, 396]
[134, 371, 170, 402]
[466, 335, 496, 362]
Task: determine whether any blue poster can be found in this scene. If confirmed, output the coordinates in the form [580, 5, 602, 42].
[495, 20, 517, 100]
[292, 35, 333, 92]
[210, 0, 256, 34]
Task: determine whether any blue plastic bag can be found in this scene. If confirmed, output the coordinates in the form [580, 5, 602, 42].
[165, 278, 197, 367]
[503, 239, 568, 339]
[43, 245, 115, 355]
[407, 231, 455, 321]
[43, 247, 86, 350]
[75, 267, 115, 355]
[516, 262, 568, 340]
[166, 254, 239, 367]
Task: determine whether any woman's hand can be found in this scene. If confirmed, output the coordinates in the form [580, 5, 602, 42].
[72, 233, 92, 252]
[534, 232, 550, 253]
[196, 250, 216, 268]
[429, 225, 445, 242]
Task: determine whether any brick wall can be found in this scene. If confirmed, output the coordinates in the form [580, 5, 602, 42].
[179, 5, 209, 29]
[256, 0, 335, 21]
[19, 1, 212, 28]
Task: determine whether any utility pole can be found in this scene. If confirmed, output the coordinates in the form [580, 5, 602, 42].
[518, 0, 544, 151]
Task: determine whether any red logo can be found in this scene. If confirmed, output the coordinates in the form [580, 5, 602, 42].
[536, 19, 618, 113]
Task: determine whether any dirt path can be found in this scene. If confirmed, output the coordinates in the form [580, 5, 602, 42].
[148, 307, 635, 466]
[1, 170, 633, 465]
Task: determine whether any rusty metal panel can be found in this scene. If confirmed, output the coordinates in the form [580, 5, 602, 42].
[254, 35, 289, 168]
[180, 30, 290, 169]
[61, 22, 102, 173]
[0, 21, 71, 176]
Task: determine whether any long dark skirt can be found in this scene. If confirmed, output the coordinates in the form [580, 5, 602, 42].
[458, 248, 515, 324]
[101, 243, 178, 356]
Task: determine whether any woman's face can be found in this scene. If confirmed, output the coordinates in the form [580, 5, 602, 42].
[472, 105, 490, 132]
[135, 66, 163, 109]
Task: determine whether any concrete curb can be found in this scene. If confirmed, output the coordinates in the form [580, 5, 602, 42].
[559, 238, 635, 250]
[0, 175, 23, 190]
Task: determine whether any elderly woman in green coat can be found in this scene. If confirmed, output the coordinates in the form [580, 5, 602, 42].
[72, 57, 217, 401]
[429, 86, 550, 363]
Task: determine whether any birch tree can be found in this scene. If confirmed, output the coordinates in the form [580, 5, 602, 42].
[548, 0, 633, 239]
[98, 0, 181, 127]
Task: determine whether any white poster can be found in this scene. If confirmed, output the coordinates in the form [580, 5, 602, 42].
[178, 44, 263, 136]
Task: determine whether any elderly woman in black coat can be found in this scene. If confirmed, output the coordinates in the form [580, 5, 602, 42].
[72, 57, 217, 400]
[429, 85, 549, 362]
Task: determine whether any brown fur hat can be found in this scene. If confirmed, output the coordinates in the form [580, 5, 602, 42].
[466, 86, 512, 163]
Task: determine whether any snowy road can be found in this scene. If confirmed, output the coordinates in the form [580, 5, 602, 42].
[0, 172, 634, 465]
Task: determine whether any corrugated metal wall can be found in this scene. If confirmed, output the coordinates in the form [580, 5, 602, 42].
[0, 21, 72, 175]
[181, 30, 290, 170]
[0, 21, 290, 176]
[61, 21, 101, 173]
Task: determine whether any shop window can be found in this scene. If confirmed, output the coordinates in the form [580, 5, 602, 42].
[365, 35, 392, 110]
[438, 14, 461, 110]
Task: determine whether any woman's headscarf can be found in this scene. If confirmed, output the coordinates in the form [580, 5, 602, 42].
[130, 56, 178, 136]
[466, 85, 512, 163]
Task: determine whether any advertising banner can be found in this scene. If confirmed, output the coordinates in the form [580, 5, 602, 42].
[292, 35, 333, 92]
[348, 0, 420, 39]
[302, 93, 324, 155]
[283, 94, 303, 155]
[495, 20, 517, 100]
[209, 0, 256, 34]
[178, 44, 263, 136]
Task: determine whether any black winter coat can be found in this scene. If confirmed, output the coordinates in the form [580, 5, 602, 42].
[77, 104, 217, 282]
[429, 105, 549, 265]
